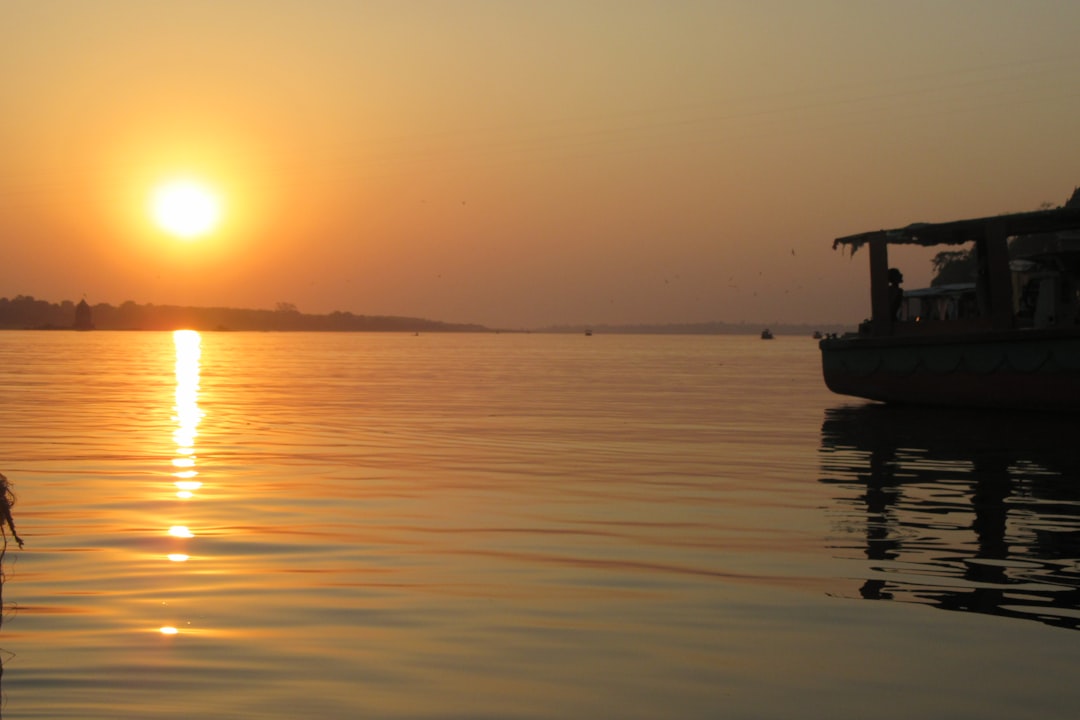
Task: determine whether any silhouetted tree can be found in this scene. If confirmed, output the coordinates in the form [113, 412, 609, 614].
[929, 187, 1080, 286]
[931, 249, 976, 286]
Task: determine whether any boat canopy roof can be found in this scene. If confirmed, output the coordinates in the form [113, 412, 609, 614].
[833, 205, 1080, 252]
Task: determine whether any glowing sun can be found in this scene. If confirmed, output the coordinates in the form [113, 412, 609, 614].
[151, 180, 222, 239]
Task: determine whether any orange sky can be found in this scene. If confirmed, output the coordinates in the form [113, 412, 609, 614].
[3, 1, 1080, 329]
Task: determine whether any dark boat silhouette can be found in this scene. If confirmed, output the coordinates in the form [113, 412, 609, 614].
[820, 206, 1080, 411]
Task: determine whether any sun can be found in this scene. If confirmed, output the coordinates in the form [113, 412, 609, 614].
[151, 179, 222, 239]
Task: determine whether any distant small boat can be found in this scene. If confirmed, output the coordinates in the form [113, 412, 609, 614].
[585, 329, 593, 336]
[761, 329, 774, 340]
[812, 330, 823, 339]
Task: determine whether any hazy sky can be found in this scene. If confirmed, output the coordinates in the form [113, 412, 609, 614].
[3, 1, 1080, 328]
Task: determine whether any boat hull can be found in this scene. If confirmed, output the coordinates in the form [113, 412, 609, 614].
[819, 328, 1080, 411]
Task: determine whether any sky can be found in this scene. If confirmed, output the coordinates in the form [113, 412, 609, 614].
[3, 0, 1080, 329]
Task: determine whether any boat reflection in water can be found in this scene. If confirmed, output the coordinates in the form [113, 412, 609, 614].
[0, 472, 22, 719]
[820, 403, 1080, 630]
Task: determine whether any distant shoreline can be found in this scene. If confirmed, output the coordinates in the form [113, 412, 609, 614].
[1, 324, 851, 336]
[0, 296, 852, 335]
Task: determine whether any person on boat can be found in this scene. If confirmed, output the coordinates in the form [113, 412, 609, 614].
[888, 267, 904, 320]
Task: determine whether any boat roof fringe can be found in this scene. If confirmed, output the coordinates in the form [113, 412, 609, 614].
[834, 206, 1080, 253]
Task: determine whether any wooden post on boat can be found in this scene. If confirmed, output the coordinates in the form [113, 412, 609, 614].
[868, 233, 893, 336]
[980, 219, 1014, 330]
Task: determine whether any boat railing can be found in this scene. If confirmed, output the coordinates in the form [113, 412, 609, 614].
[888, 262, 1080, 335]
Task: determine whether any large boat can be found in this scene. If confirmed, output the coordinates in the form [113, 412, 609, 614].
[819, 205, 1080, 411]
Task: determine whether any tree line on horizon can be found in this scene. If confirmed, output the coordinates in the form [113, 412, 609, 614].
[0, 296, 488, 332]
[0, 296, 849, 335]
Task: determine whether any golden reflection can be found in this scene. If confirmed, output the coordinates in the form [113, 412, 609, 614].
[172, 329, 203, 498]
[157, 330, 207, 640]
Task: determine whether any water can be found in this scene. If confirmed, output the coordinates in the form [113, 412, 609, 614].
[0, 330, 1078, 719]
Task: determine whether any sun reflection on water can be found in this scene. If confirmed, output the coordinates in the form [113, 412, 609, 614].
[172, 329, 203, 501]
[162, 330, 204, 634]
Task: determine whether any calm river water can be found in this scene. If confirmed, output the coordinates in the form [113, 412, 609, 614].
[0, 330, 1078, 719]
